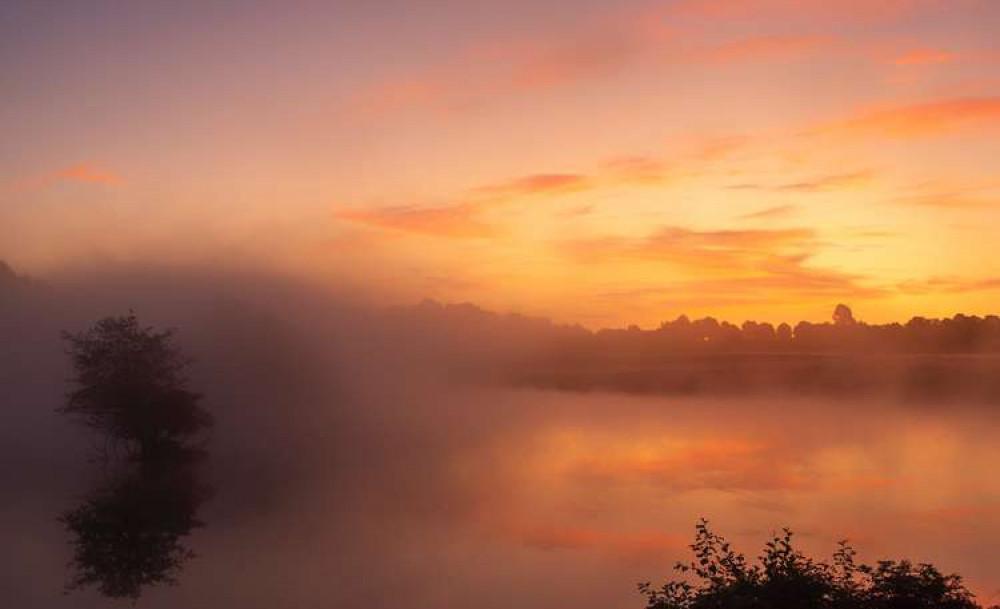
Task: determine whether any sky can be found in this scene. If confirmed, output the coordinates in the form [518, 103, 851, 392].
[3, 0, 1000, 327]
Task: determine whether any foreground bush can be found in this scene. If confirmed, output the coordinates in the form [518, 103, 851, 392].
[640, 520, 993, 609]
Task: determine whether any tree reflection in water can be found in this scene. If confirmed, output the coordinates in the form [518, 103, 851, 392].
[62, 447, 210, 599]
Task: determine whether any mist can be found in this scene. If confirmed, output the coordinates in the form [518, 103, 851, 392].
[2, 262, 1000, 607]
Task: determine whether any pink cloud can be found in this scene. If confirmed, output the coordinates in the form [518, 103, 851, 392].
[669, 0, 931, 23]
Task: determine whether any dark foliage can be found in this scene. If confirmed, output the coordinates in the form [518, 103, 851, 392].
[59, 313, 212, 600]
[60, 313, 213, 462]
[640, 521, 993, 609]
[60, 450, 208, 600]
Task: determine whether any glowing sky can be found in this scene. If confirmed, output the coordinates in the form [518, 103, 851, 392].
[3, 0, 1000, 326]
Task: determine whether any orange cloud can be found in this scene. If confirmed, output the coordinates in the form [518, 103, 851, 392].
[335, 203, 498, 239]
[602, 156, 671, 185]
[349, 25, 653, 119]
[567, 226, 818, 272]
[566, 225, 886, 303]
[892, 48, 955, 66]
[506, 32, 643, 89]
[821, 97, 1000, 138]
[669, 0, 929, 23]
[470, 173, 590, 198]
[333, 151, 679, 239]
[334, 172, 592, 239]
[898, 276, 1000, 295]
[894, 183, 1000, 208]
[703, 35, 837, 64]
[729, 170, 877, 193]
[741, 205, 798, 220]
[52, 163, 124, 186]
[7, 162, 125, 193]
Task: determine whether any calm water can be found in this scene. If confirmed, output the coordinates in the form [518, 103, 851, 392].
[6, 381, 1000, 608]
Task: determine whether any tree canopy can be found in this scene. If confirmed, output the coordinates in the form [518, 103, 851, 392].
[60, 313, 213, 462]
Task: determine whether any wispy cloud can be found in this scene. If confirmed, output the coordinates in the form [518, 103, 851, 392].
[52, 163, 125, 186]
[667, 0, 932, 24]
[335, 202, 499, 239]
[334, 172, 591, 239]
[892, 48, 956, 66]
[470, 173, 589, 198]
[349, 24, 653, 119]
[741, 204, 798, 220]
[818, 97, 1000, 138]
[893, 181, 1000, 208]
[333, 149, 686, 238]
[702, 35, 837, 63]
[729, 170, 876, 193]
[565, 225, 885, 301]
[566, 225, 816, 270]
[8, 162, 125, 192]
[898, 276, 1000, 294]
[348, 3, 884, 121]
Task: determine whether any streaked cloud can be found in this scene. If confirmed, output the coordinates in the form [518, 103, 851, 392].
[470, 173, 589, 198]
[703, 35, 837, 64]
[349, 24, 653, 118]
[8, 162, 125, 192]
[52, 163, 124, 186]
[894, 181, 1000, 208]
[892, 48, 956, 66]
[334, 172, 591, 239]
[741, 204, 798, 220]
[667, 0, 931, 23]
[565, 224, 886, 303]
[335, 203, 498, 239]
[819, 97, 1000, 138]
[566, 226, 818, 270]
[729, 170, 876, 193]
[333, 149, 680, 238]
[898, 276, 1000, 294]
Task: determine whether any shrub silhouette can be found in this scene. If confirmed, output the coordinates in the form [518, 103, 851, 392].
[640, 520, 991, 609]
[59, 313, 211, 600]
[60, 313, 212, 463]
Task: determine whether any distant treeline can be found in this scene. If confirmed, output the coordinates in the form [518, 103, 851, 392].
[569, 305, 1000, 356]
[383, 301, 1000, 400]
[389, 301, 1000, 358]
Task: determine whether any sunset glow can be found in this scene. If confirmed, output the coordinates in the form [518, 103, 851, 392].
[3, 0, 999, 327]
[5, 6, 1000, 606]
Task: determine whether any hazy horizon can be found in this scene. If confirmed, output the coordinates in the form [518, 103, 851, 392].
[3, 265, 1000, 607]
[4, 2, 1000, 607]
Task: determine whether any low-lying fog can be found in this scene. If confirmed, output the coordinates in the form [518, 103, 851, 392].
[3, 266, 999, 607]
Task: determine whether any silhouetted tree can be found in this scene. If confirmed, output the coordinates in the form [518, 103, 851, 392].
[833, 304, 856, 326]
[640, 520, 989, 609]
[60, 313, 213, 463]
